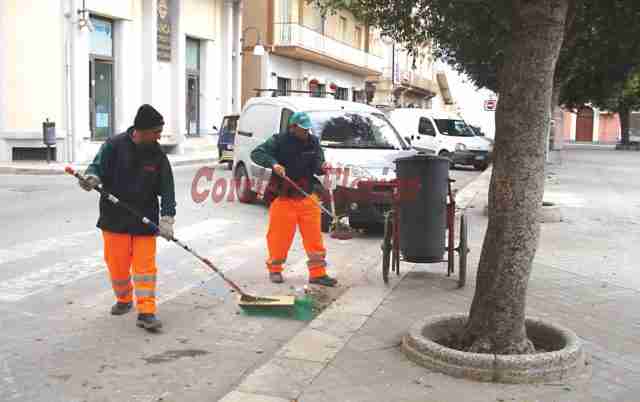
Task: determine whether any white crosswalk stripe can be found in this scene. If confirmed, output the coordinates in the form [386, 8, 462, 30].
[0, 219, 234, 302]
[0, 230, 96, 266]
[75, 237, 266, 309]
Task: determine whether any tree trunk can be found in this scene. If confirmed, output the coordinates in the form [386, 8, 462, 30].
[619, 107, 631, 145]
[461, 0, 569, 355]
[551, 84, 564, 151]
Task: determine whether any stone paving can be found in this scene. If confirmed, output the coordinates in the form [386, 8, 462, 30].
[221, 148, 640, 402]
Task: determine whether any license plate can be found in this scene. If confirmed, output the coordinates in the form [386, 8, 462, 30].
[475, 155, 485, 160]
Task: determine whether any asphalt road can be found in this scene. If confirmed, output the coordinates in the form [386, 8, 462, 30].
[0, 162, 480, 402]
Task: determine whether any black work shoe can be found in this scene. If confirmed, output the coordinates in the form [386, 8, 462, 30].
[269, 272, 284, 284]
[136, 314, 163, 331]
[110, 302, 133, 316]
[309, 275, 338, 287]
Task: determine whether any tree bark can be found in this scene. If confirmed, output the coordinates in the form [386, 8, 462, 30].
[462, 0, 569, 355]
[550, 84, 564, 151]
[619, 107, 631, 145]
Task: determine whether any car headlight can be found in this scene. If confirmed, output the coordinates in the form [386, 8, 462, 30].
[455, 143, 467, 152]
[227, 144, 234, 150]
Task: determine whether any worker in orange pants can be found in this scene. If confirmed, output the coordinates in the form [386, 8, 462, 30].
[78, 104, 176, 331]
[102, 231, 158, 316]
[251, 111, 337, 287]
[266, 194, 328, 281]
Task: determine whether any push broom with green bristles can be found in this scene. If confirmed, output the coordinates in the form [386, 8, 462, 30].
[65, 166, 314, 321]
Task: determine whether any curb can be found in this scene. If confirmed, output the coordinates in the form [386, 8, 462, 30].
[454, 166, 492, 211]
[0, 157, 218, 175]
[217, 168, 494, 402]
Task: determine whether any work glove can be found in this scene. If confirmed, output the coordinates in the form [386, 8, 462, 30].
[272, 163, 286, 177]
[79, 174, 101, 192]
[158, 216, 175, 240]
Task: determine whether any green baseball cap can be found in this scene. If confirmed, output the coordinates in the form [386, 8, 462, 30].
[288, 111, 313, 130]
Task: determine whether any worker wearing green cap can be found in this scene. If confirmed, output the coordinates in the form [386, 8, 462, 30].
[251, 111, 337, 287]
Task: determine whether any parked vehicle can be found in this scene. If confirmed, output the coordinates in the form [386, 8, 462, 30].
[216, 114, 239, 169]
[386, 108, 491, 170]
[469, 125, 495, 155]
[233, 96, 416, 232]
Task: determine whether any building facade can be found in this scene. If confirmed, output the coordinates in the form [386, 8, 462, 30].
[560, 107, 622, 145]
[241, 0, 384, 107]
[0, 0, 243, 163]
[366, 38, 439, 109]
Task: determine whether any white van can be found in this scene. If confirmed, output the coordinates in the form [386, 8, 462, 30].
[233, 96, 416, 230]
[386, 108, 491, 170]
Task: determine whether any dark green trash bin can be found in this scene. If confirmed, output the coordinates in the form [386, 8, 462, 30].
[394, 154, 450, 263]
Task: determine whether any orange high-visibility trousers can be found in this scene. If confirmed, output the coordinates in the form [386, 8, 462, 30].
[266, 195, 327, 279]
[102, 231, 158, 314]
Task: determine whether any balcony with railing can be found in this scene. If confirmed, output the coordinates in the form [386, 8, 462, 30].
[272, 23, 384, 76]
[377, 67, 438, 95]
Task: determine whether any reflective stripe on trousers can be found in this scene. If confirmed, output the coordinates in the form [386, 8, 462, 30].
[266, 195, 327, 279]
[102, 231, 158, 314]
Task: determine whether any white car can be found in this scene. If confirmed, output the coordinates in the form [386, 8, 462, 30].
[386, 108, 491, 170]
[233, 96, 416, 231]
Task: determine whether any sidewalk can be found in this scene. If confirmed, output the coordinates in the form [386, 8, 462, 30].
[220, 149, 640, 402]
[0, 136, 219, 175]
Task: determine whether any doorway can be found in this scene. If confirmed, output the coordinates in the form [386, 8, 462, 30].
[186, 37, 200, 136]
[576, 106, 594, 142]
[90, 58, 114, 140]
[89, 17, 115, 141]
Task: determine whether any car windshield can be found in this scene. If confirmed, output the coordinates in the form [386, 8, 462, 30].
[434, 119, 476, 137]
[219, 117, 237, 141]
[307, 111, 409, 150]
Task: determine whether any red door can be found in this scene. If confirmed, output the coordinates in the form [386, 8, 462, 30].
[576, 107, 594, 142]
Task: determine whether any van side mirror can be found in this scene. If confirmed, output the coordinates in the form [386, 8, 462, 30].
[404, 136, 412, 145]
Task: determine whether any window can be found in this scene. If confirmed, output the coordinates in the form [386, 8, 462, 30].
[89, 17, 114, 141]
[434, 119, 476, 137]
[312, 84, 326, 98]
[335, 87, 349, 100]
[308, 6, 325, 34]
[90, 18, 113, 57]
[186, 38, 200, 71]
[278, 0, 293, 22]
[418, 117, 436, 136]
[280, 108, 294, 134]
[307, 111, 410, 150]
[352, 90, 365, 103]
[338, 17, 348, 42]
[277, 77, 291, 96]
[354, 26, 363, 49]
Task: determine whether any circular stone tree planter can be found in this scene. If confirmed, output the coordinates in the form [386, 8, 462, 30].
[402, 314, 585, 383]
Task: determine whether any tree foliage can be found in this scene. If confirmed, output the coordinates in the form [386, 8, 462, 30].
[312, 0, 640, 103]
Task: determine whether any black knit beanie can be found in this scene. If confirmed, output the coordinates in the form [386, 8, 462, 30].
[134, 104, 164, 130]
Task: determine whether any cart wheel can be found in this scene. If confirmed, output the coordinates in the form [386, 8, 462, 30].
[382, 213, 393, 284]
[392, 211, 400, 276]
[458, 214, 468, 288]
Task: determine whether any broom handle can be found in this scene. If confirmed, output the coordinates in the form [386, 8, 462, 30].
[280, 175, 335, 218]
[65, 166, 249, 297]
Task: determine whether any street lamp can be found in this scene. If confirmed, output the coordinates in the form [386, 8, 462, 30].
[241, 27, 265, 56]
[381, 34, 398, 105]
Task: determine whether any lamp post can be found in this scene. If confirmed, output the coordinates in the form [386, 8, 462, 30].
[381, 35, 397, 106]
[241, 26, 265, 56]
